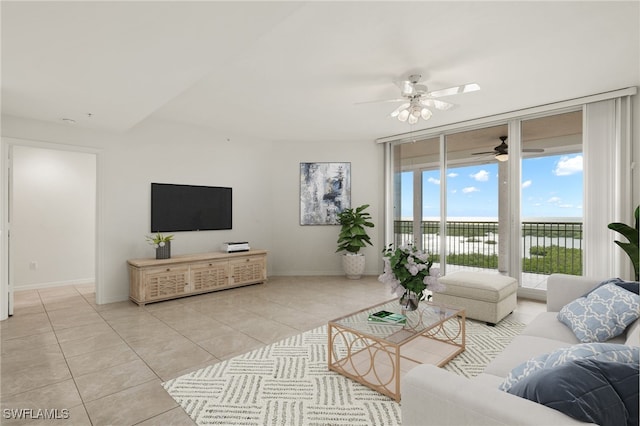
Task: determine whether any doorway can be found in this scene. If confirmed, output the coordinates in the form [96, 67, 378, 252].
[3, 141, 97, 317]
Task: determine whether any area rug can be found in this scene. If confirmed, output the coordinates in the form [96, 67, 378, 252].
[163, 318, 525, 426]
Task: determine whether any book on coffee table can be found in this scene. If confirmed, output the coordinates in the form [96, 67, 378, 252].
[368, 310, 406, 324]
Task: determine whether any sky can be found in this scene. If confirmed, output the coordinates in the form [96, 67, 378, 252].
[401, 153, 583, 220]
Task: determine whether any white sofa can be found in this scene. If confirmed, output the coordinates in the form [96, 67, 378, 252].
[402, 274, 640, 426]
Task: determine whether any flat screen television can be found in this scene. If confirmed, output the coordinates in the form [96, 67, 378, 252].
[151, 183, 232, 232]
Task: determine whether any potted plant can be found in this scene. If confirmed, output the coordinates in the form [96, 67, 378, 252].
[146, 232, 174, 259]
[336, 204, 374, 279]
[608, 205, 639, 280]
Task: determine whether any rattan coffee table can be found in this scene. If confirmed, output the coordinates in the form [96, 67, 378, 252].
[328, 299, 465, 402]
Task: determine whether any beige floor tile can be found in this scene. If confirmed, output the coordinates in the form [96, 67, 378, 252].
[166, 318, 235, 343]
[84, 380, 178, 426]
[11, 291, 45, 316]
[141, 343, 216, 381]
[234, 317, 300, 344]
[94, 300, 146, 318]
[0, 379, 82, 412]
[74, 359, 157, 402]
[47, 309, 105, 330]
[197, 330, 264, 360]
[136, 406, 196, 426]
[57, 328, 125, 358]
[1, 357, 71, 397]
[66, 342, 140, 377]
[1, 313, 53, 340]
[1, 331, 58, 355]
[53, 321, 114, 343]
[1, 343, 64, 372]
[42, 295, 92, 312]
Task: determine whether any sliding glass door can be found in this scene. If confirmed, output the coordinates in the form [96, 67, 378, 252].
[390, 109, 586, 298]
[519, 111, 583, 292]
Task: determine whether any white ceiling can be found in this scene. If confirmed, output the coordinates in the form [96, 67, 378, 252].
[2, 1, 639, 144]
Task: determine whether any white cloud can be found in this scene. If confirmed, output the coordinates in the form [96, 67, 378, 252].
[554, 155, 583, 176]
[427, 177, 440, 185]
[470, 170, 490, 182]
[547, 196, 562, 204]
[522, 180, 532, 189]
[447, 172, 458, 178]
[462, 186, 479, 194]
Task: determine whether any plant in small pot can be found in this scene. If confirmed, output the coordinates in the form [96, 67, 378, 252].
[336, 204, 374, 279]
[146, 233, 174, 259]
[608, 205, 639, 280]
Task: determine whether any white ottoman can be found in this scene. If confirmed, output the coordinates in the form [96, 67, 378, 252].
[432, 271, 518, 325]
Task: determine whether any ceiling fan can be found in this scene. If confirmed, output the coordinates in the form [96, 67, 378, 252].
[359, 74, 480, 124]
[472, 136, 544, 162]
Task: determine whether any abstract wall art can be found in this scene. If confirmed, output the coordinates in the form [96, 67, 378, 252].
[300, 162, 351, 225]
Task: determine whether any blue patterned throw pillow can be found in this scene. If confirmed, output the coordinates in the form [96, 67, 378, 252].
[557, 283, 640, 343]
[499, 343, 639, 392]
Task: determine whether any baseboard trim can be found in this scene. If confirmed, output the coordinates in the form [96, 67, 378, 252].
[13, 278, 95, 292]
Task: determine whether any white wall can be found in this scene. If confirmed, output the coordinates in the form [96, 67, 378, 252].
[12, 145, 95, 289]
[269, 140, 385, 276]
[1, 115, 384, 304]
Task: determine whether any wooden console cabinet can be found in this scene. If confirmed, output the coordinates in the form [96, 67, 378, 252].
[127, 250, 267, 305]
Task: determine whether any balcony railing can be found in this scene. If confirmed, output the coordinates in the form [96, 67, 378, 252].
[394, 220, 582, 276]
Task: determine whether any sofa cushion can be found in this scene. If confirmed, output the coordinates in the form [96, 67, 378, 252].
[557, 283, 640, 343]
[507, 359, 639, 426]
[499, 343, 639, 392]
[584, 277, 640, 296]
[483, 335, 572, 378]
[520, 312, 582, 343]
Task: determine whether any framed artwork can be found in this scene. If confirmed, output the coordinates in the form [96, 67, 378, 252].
[300, 162, 351, 225]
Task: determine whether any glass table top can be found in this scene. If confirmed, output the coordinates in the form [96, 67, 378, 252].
[329, 298, 464, 345]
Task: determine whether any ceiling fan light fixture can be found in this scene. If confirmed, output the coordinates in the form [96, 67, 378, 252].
[421, 108, 432, 120]
[408, 114, 419, 124]
[397, 109, 410, 122]
[495, 153, 509, 162]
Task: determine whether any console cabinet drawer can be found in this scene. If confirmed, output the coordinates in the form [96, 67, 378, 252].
[190, 260, 229, 292]
[230, 256, 266, 285]
[128, 250, 267, 305]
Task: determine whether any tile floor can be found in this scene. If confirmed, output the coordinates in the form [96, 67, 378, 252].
[1, 276, 545, 425]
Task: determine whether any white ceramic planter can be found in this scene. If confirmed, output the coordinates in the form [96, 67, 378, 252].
[342, 253, 366, 279]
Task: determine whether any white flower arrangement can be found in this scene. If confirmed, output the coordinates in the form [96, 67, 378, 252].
[378, 243, 444, 300]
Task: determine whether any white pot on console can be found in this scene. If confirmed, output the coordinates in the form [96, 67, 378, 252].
[342, 253, 366, 279]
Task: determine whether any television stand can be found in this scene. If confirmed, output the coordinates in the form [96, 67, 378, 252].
[127, 249, 267, 305]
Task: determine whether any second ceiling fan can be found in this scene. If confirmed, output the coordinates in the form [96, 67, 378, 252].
[472, 136, 544, 162]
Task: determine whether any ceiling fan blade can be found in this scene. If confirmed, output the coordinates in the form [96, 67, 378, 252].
[393, 79, 416, 97]
[420, 98, 454, 110]
[428, 83, 481, 98]
[390, 103, 410, 117]
[523, 148, 545, 153]
[471, 151, 496, 155]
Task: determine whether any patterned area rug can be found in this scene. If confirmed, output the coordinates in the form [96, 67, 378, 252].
[163, 318, 525, 426]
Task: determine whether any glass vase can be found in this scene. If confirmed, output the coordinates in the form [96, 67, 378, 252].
[399, 290, 420, 311]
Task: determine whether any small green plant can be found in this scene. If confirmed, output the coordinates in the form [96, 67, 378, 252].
[608, 205, 639, 281]
[336, 204, 374, 254]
